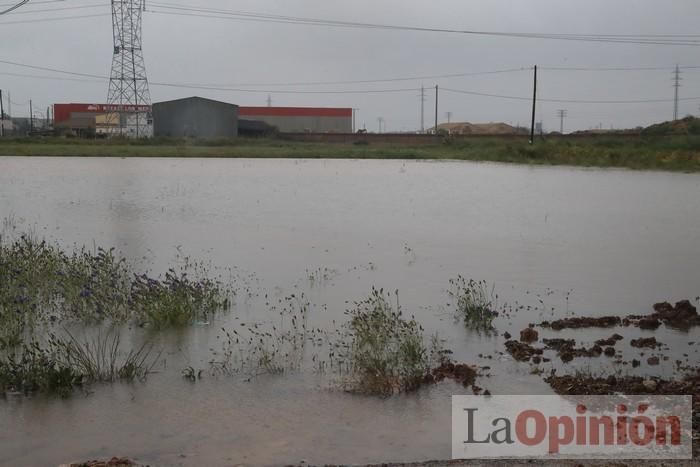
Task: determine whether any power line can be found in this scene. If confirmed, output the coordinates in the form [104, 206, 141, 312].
[0, 0, 28, 15]
[145, 2, 700, 46]
[2, 4, 106, 15]
[442, 87, 700, 104]
[0, 12, 108, 25]
[0, 57, 529, 87]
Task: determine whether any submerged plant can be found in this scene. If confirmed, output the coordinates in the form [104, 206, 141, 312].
[0, 232, 234, 346]
[131, 268, 231, 329]
[211, 294, 325, 377]
[0, 329, 158, 396]
[447, 276, 498, 334]
[335, 288, 438, 395]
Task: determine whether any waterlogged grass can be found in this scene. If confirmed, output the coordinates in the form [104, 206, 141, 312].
[209, 287, 451, 395]
[0, 329, 157, 396]
[211, 294, 327, 376]
[2, 135, 700, 171]
[0, 232, 234, 349]
[131, 269, 231, 328]
[335, 288, 444, 395]
[447, 276, 498, 334]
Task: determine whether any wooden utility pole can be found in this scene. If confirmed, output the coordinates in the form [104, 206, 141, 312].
[29, 99, 33, 135]
[0, 89, 4, 137]
[434, 85, 439, 134]
[530, 65, 537, 144]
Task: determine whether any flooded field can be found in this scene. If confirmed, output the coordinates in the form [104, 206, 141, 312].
[1, 157, 699, 466]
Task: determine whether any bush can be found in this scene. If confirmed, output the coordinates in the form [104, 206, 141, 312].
[448, 276, 497, 333]
[339, 288, 435, 395]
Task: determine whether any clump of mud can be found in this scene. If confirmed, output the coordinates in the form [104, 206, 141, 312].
[59, 458, 138, 467]
[630, 337, 663, 349]
[540, 316, 621, 330]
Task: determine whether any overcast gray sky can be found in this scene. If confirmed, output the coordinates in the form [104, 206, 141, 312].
[1, 0, 700, 132]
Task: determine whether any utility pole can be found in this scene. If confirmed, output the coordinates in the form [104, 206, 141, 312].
[0, 89, 4, 137]
[446, 111, 452, 124]
[673, 64, 681, 121]
[434, 85, 439, 135]
[419, 85, 425, 133]
[557, 109, 568, 134]
[529, 65, 537, 144]
[29, 99, 33, 135]
[267, 94, 272, 107]
[377, 117, 384, 133]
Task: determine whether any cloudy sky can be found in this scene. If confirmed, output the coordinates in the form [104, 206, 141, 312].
[1, 0, 699, 132]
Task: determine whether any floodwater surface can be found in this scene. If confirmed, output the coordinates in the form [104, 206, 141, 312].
[0, 157, 699, 466]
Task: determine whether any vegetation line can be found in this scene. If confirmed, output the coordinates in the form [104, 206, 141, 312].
[1, 134, 700, 171]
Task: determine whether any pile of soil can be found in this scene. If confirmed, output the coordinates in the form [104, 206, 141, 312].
[59, 458, 138, 467]
[595, 334, 624, 346]
[424, 361, 488, 394]
[542, 338, 610, 362]
[540, 316, 621, 330]
[504, 340, 543, 362]
[630, 337, 663, 349]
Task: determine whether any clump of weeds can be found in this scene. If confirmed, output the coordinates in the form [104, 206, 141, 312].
[447, 276, 498, 334]
[131, 267, 231, 328]
[210, 293, 327, 377]
[0, 231, 234, 347]
[0, 328, 159, 396]
[333, 287, 443, 395]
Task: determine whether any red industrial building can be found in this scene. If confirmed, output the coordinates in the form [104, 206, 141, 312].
[239, 106, 352, 133]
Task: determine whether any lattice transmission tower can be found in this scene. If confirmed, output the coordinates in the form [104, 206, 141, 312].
[106, 0, 152, 137]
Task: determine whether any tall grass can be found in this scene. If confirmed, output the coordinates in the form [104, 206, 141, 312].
[0, 231, 234, 348]
[2, 135, 700, 171]
[335, 288, 439, 395]
[210, 294, 325, 376]
[447, 276, 497, 334]
[0, 329, 158, 396]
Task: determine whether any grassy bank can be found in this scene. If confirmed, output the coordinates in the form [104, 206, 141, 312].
[1, 135, 700, 171]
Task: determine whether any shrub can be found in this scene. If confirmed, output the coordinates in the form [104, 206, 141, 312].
[447, 276, 497, 333]
[339, 288, 435, 395]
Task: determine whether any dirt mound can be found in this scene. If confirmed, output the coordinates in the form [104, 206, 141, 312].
[631, 337, 663, 349]
[540, 316, 621, 330]
[59, 458, 137, 467]
[595, 334, 624, 346]
[505, 340, 543, 362]
[642, 116, 700, 136]
[435, 122, 528, 135]
[626, 300, 700, 329]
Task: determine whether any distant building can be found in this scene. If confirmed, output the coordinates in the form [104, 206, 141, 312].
[239, 107, 352, 133]
[0, 119, 14, 134]
[53, 103, 152, 136]
[153, 97, 238, 139]
[431, 122, 528, 136]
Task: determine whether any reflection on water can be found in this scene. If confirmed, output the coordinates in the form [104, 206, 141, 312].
[1, 157, 699, 466]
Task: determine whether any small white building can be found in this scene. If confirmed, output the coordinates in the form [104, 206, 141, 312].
[0, 119, 14, 134]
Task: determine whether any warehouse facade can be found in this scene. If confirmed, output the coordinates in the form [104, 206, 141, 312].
[239, 107, 352, 133]
[153, 97, 238, 139]
[53, 103, 152, 136]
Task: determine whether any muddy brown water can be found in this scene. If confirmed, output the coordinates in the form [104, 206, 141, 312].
[1, 157, 699, 466]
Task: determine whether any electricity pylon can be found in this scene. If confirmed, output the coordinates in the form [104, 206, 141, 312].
[106, 0, 152, 137]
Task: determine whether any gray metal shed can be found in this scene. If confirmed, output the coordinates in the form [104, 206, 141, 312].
[153, 97, 239, 139]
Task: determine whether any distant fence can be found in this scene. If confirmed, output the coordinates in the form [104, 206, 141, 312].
[279, 132, 644, 145]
